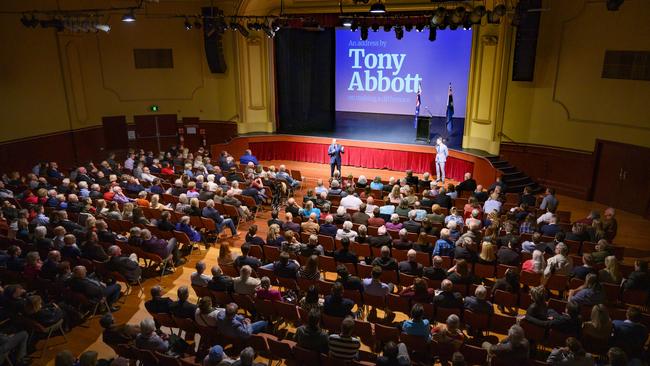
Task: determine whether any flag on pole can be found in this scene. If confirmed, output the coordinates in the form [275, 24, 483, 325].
[445, 83, 454, 134]
[414, 83, 421, 129]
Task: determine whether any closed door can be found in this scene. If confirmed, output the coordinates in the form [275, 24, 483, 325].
[593, 140, 650, 216]
[133, 114, 178, 152]
[102, 115, 128, 150]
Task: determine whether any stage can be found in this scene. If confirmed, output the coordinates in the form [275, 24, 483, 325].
[213, 134, 498, 187]
[277, 111, 465, 149]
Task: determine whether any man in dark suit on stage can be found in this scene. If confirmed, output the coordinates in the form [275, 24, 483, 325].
[328, 139, 344, 177]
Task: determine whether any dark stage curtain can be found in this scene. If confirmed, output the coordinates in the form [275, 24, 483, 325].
[275, 28, 334, 132]
[249, 141, 473, 181]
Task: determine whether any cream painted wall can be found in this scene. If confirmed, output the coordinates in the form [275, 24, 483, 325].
[501, 0, 650, 152]
[0, 1, 243, 142]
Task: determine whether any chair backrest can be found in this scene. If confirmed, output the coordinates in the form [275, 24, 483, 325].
[293, 345, 320, 365]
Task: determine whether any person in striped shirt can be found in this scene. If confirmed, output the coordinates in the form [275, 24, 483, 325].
[328, 316, 360, 361]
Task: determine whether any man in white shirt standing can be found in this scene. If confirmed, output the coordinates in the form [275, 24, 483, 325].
[435, 137, 448, 183]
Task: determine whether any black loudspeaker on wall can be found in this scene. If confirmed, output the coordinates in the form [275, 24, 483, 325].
[202, 7, 227, 74]
[512, 0, 541, 81]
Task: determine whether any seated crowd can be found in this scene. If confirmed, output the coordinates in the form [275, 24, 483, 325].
[0, 146, 647, 366]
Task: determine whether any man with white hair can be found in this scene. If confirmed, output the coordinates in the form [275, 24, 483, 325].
[314, 179, 328, 196]
[403, 211, 422, 233]
[140, 167, 156, 183]
[319, 215, 338, 238]
[433, 228, 455, 257]
[464, 285, 494, 314]
[276, 165, 300, 188]
[112, 186, 131, 204]
[89, 183, 103, 199]
[544, 242, 572, 277]
[393, 229, 412, 250]
[203, 200, 238, 237]
[33, 226, 52, 251]
[398, 249, 423, 276]
[107, 245, 141, 284]
[136, 317, 169, 352]
[141, 228, 184, 267]
[482, 324, 530, 362]
[369, 226, 392, 248]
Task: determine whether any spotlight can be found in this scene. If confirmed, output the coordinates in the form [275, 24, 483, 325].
[371, 24, 379, 32]
[360, 25, 368, 40]
[487, 10, 502, 24]
[271, 20, 281, 32]
[431, 7, 447, 26]
[350, 23, 359, 32]
[342, 18, 353, 27]
[428, 27, 436, 42]
[121, 9, 136, 22]
[369, 1, 386, 14]
[404, 24, 413, 32]
[451, 6, 466, 24]
[415, 23, 426, 32]
[261, 24, 275, 38]
[21, 14, 38, 28]
[469, 6, 486, 24]
[229, 21, 238, 30]
[184, 18, 192, 30]
[95, 23, 111, 32]
[383, 24, 392, 32]
[494, 4, 507, 16]
[463, 19, 472, 30]
[40, 18, 64, 31]
[394, 26, 403, 40]
[606, 0, 624, 10]
[236, 23, 249, 37]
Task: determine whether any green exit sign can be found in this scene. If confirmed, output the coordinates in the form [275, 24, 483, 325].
[149, 105, 159, 112]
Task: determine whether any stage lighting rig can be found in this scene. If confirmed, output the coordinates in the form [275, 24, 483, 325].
[371, 23, 380, 32]
[383, 24, 392, 32]
[469, 6, 486, 24]
[404, 24, 413, 32]
[121, 9, 136, 22]
[431, 7, 447, 27]
[20, 14, 39, 28]
[369, 1, 386, 14]
[184, 17, 192, 30]
[415, 23, 426, 32]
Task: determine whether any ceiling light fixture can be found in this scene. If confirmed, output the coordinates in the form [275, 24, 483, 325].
[184, 17, 192, 30]
[369, 1, 386, 14]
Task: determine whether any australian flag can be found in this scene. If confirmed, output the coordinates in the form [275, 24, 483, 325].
[446, 83, 454, 134]
[414, 83, 421, 128]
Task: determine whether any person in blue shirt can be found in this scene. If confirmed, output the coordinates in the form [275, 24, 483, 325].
[175, 216, 202, 242]
[612, 307, 649, 360]
[370, 176, 384, 191]
[433, 229, 455, 257]
[567, 273, 605, 307]
[216, 303, 267, 339]
[202, 200, 238, 237]
[401, 303, 431, 340]
[276, 165, 300, 188]
[239, 150, 259, 166]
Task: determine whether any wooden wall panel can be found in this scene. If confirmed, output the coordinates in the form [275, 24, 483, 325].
[499, 142, 594, 200]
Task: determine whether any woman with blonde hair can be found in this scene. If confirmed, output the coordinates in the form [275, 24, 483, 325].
[388, 185, 402, 204]
[582, 304, 612, 342]
[121, 203, 134, 221]
[478, 241, 497, 265]
[95, 199, 108, 215]
[149, 194, 167, 210]
[598, 255, 621, 284]
[266, 224, 283, 247]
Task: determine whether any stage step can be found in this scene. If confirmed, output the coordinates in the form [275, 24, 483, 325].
[485, 155, 542, 194]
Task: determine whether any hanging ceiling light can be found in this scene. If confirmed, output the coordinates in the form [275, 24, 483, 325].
[342, 18, 353, 27]
[360, 25, 369, 40]
[431, 7, 447, 27]
[95, 23, 111, 32]
[369, 1, 386, 14]
[121, 9, 136, 22]
[428, 27, 437, 42]
[394, 26, 403, 40]
[184, 17, 192, 30]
